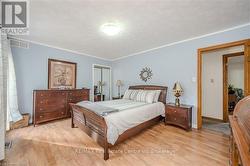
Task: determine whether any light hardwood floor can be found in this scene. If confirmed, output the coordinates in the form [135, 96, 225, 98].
[4, 119, 229, 166]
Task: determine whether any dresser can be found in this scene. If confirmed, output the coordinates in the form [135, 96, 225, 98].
[94, 94, 105, 102]
[33, 89, 89, 126]
[165, 103, 192, 131]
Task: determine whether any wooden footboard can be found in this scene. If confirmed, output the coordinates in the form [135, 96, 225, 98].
[70, 103, 109, 160]
[70, 85, 168, 160]
[70, 103, 163, 160]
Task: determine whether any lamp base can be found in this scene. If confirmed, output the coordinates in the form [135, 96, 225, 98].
[118, 86, 121, 98]
[175, 97, 180, 106]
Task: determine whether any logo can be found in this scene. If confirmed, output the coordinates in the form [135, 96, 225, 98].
[1, 0, 29, 35]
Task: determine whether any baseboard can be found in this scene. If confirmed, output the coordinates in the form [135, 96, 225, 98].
[192, 123, 197, 129]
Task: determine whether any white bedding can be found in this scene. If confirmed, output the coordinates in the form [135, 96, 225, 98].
[87, 99, 165, 145]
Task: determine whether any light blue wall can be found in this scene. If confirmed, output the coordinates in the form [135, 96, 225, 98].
[111, 24, 250, 127]
[12, 24, 250, 126]
[12, 43, 111, 120]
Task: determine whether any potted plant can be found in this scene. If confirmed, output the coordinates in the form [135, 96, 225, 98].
[228, 84, 235, 94]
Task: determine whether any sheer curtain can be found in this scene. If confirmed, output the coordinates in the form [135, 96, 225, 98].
[0, 33, 7, 160]
[2, 35, 22, 131]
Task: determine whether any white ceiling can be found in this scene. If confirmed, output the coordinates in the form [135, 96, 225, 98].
[18, 0, 250, 60]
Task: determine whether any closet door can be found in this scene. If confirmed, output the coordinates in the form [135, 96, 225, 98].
[102, 68, 110, 100]
[93, 66, 111, 101]
[94, 67, 102, 101]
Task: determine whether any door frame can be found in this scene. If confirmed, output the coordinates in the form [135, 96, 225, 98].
[222, 52, 244, 122]
[92, 64, 112, 102]
[197, 39, 250, 129]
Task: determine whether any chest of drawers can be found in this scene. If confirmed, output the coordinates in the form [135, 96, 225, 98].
[165, 103, 192, 131]
[33, 89, 89, 126]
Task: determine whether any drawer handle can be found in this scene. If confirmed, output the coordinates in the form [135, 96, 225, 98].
[40, 94, 44, 97]
[174, 118, 177, 121]
[39, 115, 43, 118]
[39, 108, 43, 111]
[174, 110, 177, 113]
[61, 112, 64, 115]
[40, 101, 43, 104]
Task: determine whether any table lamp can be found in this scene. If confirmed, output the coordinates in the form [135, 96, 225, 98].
[173, 82, 183, 106]
[116, 80, 122, 98]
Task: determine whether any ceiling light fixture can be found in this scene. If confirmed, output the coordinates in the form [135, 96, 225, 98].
[100, 22, 122, 36]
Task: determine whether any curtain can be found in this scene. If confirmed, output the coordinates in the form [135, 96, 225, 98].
[2, 35, 22, 131]
[0, 33, 7, 160]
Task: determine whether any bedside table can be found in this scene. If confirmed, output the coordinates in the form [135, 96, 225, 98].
[112, 96, 123, 100]
[165, 103, 192, 131]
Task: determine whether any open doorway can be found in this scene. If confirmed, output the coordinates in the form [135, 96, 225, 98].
[197, 39, 250, 131]
[223, 52, 245, 119]
[201, 46, 244, 135]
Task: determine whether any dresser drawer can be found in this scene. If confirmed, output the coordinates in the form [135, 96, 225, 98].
[35, 110, 67, 123]
[167, 115, 187, 126]
[36, 91, 66, 98]
[165, 103, 192, 131]
[36, 98, 66, 107]
[68, 96, 88, 103]
[68, 90, 89, 103]
[68, 90, 89, 97]
[166, 106, 187, 117]
[36, 104, 66, 113]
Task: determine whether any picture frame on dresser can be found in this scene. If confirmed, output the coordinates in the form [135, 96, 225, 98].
[48, 59, 77, 89]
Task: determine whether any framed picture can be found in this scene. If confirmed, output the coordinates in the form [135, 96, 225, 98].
[48, 59, 77, 89]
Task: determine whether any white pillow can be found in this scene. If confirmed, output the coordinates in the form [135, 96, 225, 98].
[129, 90, 139, 100]
[123, 89, 132, 99]
[153, 90, 161, 102]
[135, 90, 144, 102]
[123, 89, 139, 100]
[135, 90, 156, 103]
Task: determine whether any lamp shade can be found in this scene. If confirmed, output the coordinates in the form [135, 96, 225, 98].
[116, 80, 122, 86]
[173, 82, 183, 93]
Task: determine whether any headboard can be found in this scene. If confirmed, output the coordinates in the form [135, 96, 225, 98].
[129, 85, 168, 104]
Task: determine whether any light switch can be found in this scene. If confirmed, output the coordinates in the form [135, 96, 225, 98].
[192, 77, 196, 82]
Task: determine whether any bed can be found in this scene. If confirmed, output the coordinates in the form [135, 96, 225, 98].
[70, 85, 167, 160]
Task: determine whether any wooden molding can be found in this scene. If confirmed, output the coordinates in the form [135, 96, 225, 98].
[222, 55, 229, 122]
[197, 39, 250, 129]
[222, 52, 244, 122]
[245, 41, 250, 95]
[223, 51, 244, 58]
[197, 39, 249, 53]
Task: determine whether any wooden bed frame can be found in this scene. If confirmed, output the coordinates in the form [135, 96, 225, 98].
[70, 85, 167, 160]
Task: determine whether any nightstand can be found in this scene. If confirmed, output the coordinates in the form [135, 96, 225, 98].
[112, 96, 123, 100]
[165, 103, 192, 131]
